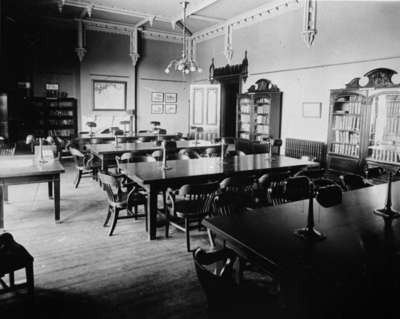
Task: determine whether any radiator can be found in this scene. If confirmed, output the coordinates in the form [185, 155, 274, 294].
[285, 138, 327, 165]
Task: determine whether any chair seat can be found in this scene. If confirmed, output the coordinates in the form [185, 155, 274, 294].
[0, 234, 33, 277]
[111, 191, 147, 208]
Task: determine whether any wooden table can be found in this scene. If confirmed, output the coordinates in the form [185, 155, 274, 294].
[88, 140, 221, 170]
[203, 182, 400, 318]
[121, 154, 317, 240]
[0, 156, 65, 230]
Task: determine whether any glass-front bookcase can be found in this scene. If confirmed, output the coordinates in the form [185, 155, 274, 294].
[366, 92, 400, 166]
[327, 68, 400, 173]
[236, 79, 282, 154]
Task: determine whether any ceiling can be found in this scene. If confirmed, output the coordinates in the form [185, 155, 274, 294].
[8, 0, 278, 35]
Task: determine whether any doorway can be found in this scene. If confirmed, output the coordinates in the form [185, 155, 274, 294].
[219, 76, 240, 138]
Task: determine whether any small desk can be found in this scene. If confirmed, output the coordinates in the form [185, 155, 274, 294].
[121, 154, 317, 240]
[0, 156, 65, 230]
[203, 182, 400, 318]
[88, 140, 221, 170]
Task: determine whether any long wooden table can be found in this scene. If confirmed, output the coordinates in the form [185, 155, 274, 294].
[88, 140, 221, 170]
[121, 154, 317, 240]
[0, 156, 65, 230]
[203, 182, 400, 318]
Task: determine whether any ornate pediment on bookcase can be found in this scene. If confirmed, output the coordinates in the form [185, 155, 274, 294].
[209, 51, 248, 83]
[248, 79, 280, 93]
[345, 68, 400, 89]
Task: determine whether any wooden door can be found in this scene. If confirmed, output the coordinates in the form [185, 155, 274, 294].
[189, 84, 221, 139]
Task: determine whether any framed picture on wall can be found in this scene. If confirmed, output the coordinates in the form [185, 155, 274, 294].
[151, 104, 163, 114]
[165, 93, 177, 103]
[151, 92, 164, 102]
[302, 102, 322, 118]
[93, 80, 127, 111]
[165, 104, 177, 114]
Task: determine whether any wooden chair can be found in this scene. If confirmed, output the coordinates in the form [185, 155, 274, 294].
[339, 173, 373, 191]
[193, 247, 237, 311]
[98, 172, 148, 236]
[0, 143, 16, 156]
[219, 176, 257, 207]
[204, 147, 219, 158]
[115, 153, 156, 172]
[267, 171, 292, 206]
[284, 176, 311, 202]
[137, 136, 153, 143]
[166, 182, 219, 251]
[316, 184, 343, 207]
[69, 147, 99, 188]
[0, 233, 34, 296]
[178, 148, 201, 159]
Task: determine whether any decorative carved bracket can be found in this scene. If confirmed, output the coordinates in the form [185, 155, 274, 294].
[75, 20, 86, 62]
[302, 0, 317, 48]
[209, 51, 248, 84]
[248, 78, 280, 93]
[129, 29, 140, 67]
[345, 68, 400, 89]
[224, 23, 233, 63]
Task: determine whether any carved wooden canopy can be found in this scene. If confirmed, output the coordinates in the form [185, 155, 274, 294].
[247, 78, 280, 93]
[345, 68, 400, 89]
[209, 51, 248, 83]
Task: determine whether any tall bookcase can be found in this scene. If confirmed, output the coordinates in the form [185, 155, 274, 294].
[236, 79, 282, 154]
[29, 97, 78, 139]
[327, 68, 400, 173]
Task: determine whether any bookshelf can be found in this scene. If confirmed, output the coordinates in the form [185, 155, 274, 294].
[327, 68, 400, 173]
[236, 79, 282, 154]
[29, 97, 78, 138]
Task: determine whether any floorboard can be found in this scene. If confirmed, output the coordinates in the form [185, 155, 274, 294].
[1, 160, 211, 319]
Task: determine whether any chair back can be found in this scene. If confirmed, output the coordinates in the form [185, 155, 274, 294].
[69, 147, 88, 167]
[284, 176, 311, 202]
[179, 182, 219, 214]
[193, 248, 237, 310]
[204, 147, 219, 157]
[268, 170, 292, 206]
[316, 185, 342, 207]
[98, 173, 121, 204]
[137, 136, 153, 143]
[226, 150, 246, 157]
[0, 143, 16, 156]
[178, 153, 191, 160]
[178, 149, 201, 159]
[213, 191, 246, 216]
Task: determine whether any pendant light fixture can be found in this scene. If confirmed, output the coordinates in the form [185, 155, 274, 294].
[165, 1, 202, 74]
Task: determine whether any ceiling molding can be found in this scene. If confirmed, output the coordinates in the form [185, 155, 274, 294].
[192, 0, 302, 43]
[190, 14, 226, 23]
[141, 30, 183, 43]
[64, 0, 171, 23]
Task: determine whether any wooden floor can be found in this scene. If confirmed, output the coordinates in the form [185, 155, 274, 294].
[1, 160, 212, 319]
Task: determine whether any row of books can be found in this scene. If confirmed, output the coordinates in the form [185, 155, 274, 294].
[255, 97, 271, 104]
[386, 99, 400, 116]
[383, 117, 400, 135]
[256, 105, 270, 114]
[331, 143, 359, 157]
[369, 147, 399, 163]
[333, 115, 360, 131]
[338, 101, 362, 114]
[240, 132, 250, 139]
[240, 114, 250, 122]
[49, 119, 74, 126]
[49, 110, 74, 117]
[255, 125, 270, 134]
[256, 115, 269, 124]
[240, 123, 250, 132]
[54, 129, 75, 137]
[240, 105, 250, 113]
[334, 131, 359, 144]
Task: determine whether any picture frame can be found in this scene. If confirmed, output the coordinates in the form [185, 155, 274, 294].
[93, 80, 127, 111]
[45, 83, 59, 99]
[165, 103, 177, 114]
[165, 93, 177, 103]
[151, 92, 164, 102]
[151, 104, 163, 114]
[302, 102, 322, 118]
